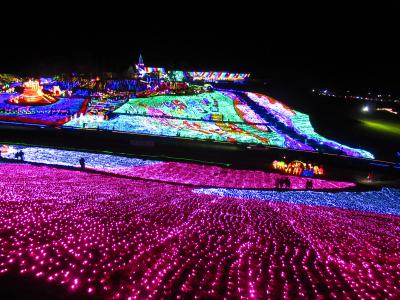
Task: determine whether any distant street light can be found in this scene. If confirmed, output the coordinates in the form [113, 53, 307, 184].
[362, 105, 369, 112]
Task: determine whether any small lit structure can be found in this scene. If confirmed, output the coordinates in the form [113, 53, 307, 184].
[0, 144, 16, 156]
[52, 85, 63, 96]
[8, 80, 58, 105]
[273, 160, 324, 177]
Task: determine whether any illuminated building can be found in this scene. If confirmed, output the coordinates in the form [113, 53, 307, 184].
[8, 80, 58, 105]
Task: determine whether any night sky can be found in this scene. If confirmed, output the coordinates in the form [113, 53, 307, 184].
[1, 3, 398, 91]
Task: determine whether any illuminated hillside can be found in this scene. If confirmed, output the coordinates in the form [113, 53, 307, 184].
[64, 90, 374, 158]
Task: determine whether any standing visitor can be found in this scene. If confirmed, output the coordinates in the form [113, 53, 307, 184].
[79, 157, 85, 169]
[279, 178, 284, 189]
[275, 178, 280, 189]
[305, 180, 313, 190]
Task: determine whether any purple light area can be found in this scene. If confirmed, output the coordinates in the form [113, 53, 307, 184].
[107, 162, 355, 189]
[268, 125, 314, 151]
[0, 164, 399, 299]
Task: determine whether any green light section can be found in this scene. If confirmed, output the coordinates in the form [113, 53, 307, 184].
[103, 115, 284, 146]
[109, 91, 284, 147]
[360, 119, 400, 136]
[291, 111, 374, 159]
[115, 92, 244, 123]
[291, 111, 329, 141]
[291, 112, 316, 136]
[171, 71, 185, 82]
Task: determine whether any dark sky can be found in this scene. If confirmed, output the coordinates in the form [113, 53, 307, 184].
[1, 2, 398, 90]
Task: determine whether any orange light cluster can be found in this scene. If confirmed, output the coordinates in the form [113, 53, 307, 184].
[0, 144, 15, 155]
[8, 80, 60, 105]
[273, 160, 324, 176]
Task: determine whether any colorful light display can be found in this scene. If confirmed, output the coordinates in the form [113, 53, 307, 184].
[8, 80, 58, 105]
[273, 160, 324, 177]
[94, 91, 284, 145]
[63, 97, 127, 128]
[143, 67, 166, 73]
[83, 90, 372, 158]
[0, 163, 399, 299]
[246, 92, 375, 159]
[0, 75, 374, 159]
[136, 65, 166, 78]
[188, 71, 250, 82]
[114, 92, 240, 121]
[0, 144, 353, 190]
[0, 94, 88, 125]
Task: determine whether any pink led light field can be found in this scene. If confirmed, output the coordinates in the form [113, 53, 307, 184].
[0, 164, 399, 299]
[106, 162, 355, 190]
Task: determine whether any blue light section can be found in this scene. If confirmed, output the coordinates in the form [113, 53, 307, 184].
[1, 145, 160, 169]
[194, 188, 400, 216]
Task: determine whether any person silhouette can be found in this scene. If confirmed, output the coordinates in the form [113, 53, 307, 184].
[79, 157, 85, 169]
[275, 178, 280, 189]
[279, 178, 284, 189]
[305, 180, 313, 190]
[286, 177, 291, 189]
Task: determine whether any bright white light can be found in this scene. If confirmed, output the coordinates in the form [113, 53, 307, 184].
[362, 105, 369, 112]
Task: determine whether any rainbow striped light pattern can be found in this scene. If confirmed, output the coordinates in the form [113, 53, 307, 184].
[137, 66, 166, 74]
[188, 71, 250, 81]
